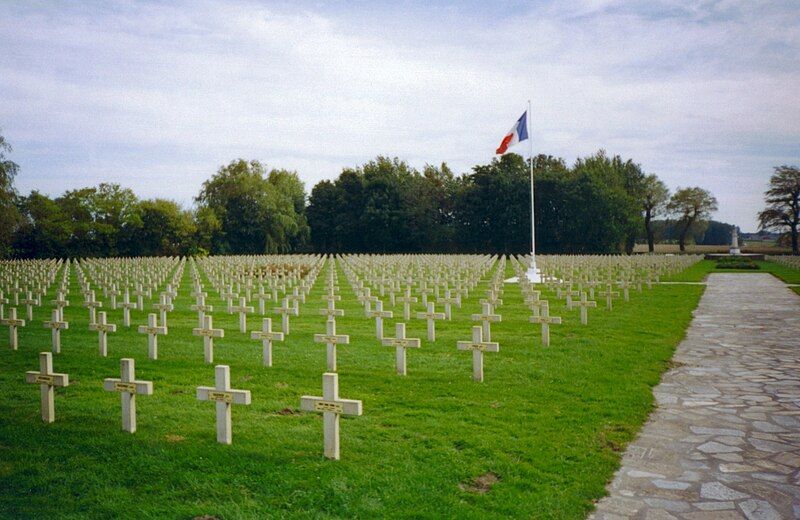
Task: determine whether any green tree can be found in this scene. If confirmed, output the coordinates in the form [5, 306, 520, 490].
[126, 199, 196, 257]
[13, 191, 70, 258]
[758, 165, 800, 255]
[0, 131, 22, 257]
[667, 187, 718, 252]
[641, 174, 670, 252]
[196, 160, 308, 254]
[307, 180, 341, 252]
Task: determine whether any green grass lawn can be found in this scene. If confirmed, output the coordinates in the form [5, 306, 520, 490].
[0, 260, 704, 519]
[663, 259, 800, 294]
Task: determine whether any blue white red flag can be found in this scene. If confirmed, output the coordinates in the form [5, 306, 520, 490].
[495, 111, 528, 155]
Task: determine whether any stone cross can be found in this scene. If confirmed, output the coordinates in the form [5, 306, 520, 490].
[254, 288, 271, 315]
[50, 292, 70, 320]
[529, 304, 562, 347]
[89, 311, 117, 357]
[230, 297, 254, 333]
[42, 308, 68, 354]
[381, 322, 421, 376]
[300, 372, 363, 460]
[366, 300, 392, 339]
[319, 299, 344, 320]
[196, 365, 251, 445]
[103, 358, 153, 433]
[119, 290, 137, 327]
[457, 325, 499, 382]
[190, 295, 213, 328]
[574, 292, 597, 325]
[83, 291, 102, 325]
[273, 297, 298, 335]
[471, 302, 501, 342]
[1, 307, 25, 350]
[193, 315, 224, 364]
[0, 291, 8, 320]
[137, 313, 167, 360]
[25, 352, 69, 423]
[599, 284, 619, 310]
[133, 285, 147, 310]
[314, 319, 350, 371]
[396, 287, 418, 321]
[250, 317, 284, 367]
[152, 294, 174, 328]
[415, 301, 446, 342]
[21, 291, 39, 321]
[436, 290, 459, 320]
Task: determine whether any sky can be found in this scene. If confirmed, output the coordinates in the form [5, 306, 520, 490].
[1, 0, 798, 232]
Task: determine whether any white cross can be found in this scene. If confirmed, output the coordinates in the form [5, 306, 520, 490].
[471, 302, 501, 342]
[152, 294, 174, 328]
[196, 365, 251, 445]
[50, 292, 70, 321]
[436, 290, 460, 320]
[137, 313, 167, 360]
[42, 308, 68, 354]
[273, 297, 298, 335]
[103, 358, 153, 433]
[381, 323, 421, 376]
[300, 372, 363, 460]
[529, 304, 561, 347]
[229, 297, 254, 333]
[21, 291, 39, 321]
[82, 291, 102, 325]
[190, 295, 213, 329]
[25, 352, 69, 423]
[1, 307, 25, 350]
[193, 315, 224, 364]
[415, 301, 446, 342]
[314, 319, 350, 371]
[574, 292, 597, 325]
[89, 311, 117, 357]
[319, 298, 344, 319]
[457, 326, 499, 382]
[250, 317, 284, 367]
[366, 300, 392, 339]
[119, 290, 137, 328]
[396, 288, 418, 320]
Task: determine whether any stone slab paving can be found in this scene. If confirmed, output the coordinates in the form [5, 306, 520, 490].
[591, 274, 800, 520]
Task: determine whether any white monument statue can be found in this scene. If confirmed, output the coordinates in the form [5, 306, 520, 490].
[729, 228, 740, 255]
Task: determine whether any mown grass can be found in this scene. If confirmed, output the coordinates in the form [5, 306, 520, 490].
[0, 260, 704, 519]
[663, 259, 800, 294]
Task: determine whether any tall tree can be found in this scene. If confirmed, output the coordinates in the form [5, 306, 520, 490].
[758, 165, 800, 255]
[641, 174, 670, 252]
[196, 160, 308, 254]
[0, 131, 21, 258]
[667, 187, 718, 252]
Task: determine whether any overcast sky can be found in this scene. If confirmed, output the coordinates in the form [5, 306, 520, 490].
[2, 0, 798, 231]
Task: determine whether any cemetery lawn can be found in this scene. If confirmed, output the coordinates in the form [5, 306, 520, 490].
[0, 262, 705, 519]
[664, 259, 800, 294]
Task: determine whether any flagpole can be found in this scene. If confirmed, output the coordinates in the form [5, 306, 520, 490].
[528, 99, 537, 278]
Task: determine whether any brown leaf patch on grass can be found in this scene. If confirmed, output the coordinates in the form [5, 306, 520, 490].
[276, 407, 298, 416]
[275, 382, 289, 390]
[459, 471, 500, 494]
[489, 401, 501, 409]
[193, 516, 220, 520]
[165, 434, 185, 443]
[169, 388, 185, 395]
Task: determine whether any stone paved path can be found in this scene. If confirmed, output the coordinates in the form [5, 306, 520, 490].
[591, 274, 800, 520]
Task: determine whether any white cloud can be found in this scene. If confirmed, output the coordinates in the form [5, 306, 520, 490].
[0, 0, 798, 230]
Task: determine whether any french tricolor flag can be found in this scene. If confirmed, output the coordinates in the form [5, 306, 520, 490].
[495, 111, 529, 155]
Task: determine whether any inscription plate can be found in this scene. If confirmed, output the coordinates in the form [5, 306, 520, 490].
[34, 374, 55, 384]
[314, 401, 343, 413]
[208, 391, 232, 403]
[114, 382, 137, 393]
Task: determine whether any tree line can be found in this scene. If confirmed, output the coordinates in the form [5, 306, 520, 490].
[5, 130, 794, 258]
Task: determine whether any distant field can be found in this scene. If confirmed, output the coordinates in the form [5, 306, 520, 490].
[633, 243, 792, 254]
